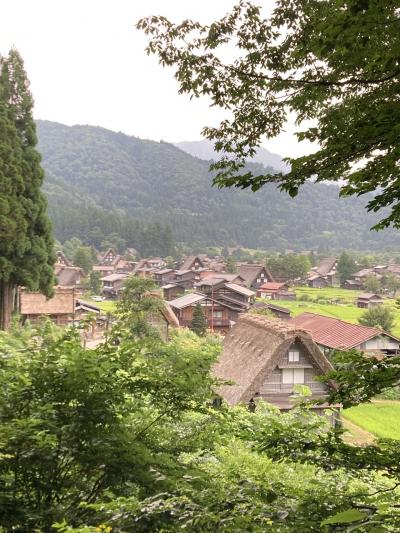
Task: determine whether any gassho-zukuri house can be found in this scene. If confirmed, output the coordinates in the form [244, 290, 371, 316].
[213, 314, 339, 418]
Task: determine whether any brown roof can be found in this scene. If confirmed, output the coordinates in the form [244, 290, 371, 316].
[180, 255, 205, 270]
[238, 264, 274, 287]
[357, 293, 384, 301]
[55, 265, 85, 286]
[258, 282, 287, 291]
[20, 288, 75, 316]
[313, 257, 337, 276]
[213, 314, 333, 405]
[291, 312, 399, 349]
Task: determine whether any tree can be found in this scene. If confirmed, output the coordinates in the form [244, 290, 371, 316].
[364, 274, 381, 293]
[384, 273, 400, 297]
[0, 49, 54, 329]
[337, 251, 357, 286]
[190, 303, 208, 337]
[73, 246, 94, 274]
[89, 270, 102, 294]
[267, 253, 310, 281]
[225, 255, 237, 274]
[358, 305, 395, 333]
[138, 1, 400, 229]
[0, 301, 219, 530]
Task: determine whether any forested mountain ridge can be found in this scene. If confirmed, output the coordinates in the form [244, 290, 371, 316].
[37, 120, 400, 252]
[174, 139, 289, 173]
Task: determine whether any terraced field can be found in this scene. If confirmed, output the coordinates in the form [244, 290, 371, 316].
[274, 286, 400, 337]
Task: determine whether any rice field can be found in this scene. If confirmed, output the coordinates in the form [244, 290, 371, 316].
[342, 402, 400, 440]
[273, 286, 400, 337]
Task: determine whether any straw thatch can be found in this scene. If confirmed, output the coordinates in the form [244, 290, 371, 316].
[213, 314, 333, 406]
[20, 288, 75, 316]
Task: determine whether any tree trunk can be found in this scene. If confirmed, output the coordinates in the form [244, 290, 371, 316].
[0, 281, 15, 330]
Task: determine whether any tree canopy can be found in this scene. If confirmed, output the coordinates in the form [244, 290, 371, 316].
[0, 49, 54, 328]
[138, 0, 400, 230]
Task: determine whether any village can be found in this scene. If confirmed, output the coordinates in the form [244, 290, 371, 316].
[2, 1, 400, 528]
[16, 247, 400, 426]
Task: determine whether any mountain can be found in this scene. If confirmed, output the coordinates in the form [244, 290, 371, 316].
[36, 120, 400, 252]
[174, 139, 289, 173]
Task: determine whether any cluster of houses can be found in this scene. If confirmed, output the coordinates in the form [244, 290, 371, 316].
[306, 256, 400, 292]
[17, 248, 400, 420]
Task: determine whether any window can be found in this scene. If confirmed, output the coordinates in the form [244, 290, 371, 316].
[213, 310, 223, 318]
[282, 368, 304, 384]
[288, 350, 300, 362]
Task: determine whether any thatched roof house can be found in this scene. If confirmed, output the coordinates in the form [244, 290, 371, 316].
[214, 314, 335, 412]
[20, 287, 76, 326]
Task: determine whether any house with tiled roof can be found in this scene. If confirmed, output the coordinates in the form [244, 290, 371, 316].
[291, 312, 400, 355]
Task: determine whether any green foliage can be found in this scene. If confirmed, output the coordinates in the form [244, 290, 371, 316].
[0, 306, 219, 530]
[139, 1, 400, 231]
[359, 305, 395, 332]
[37, 120, 400, 252]
[190, 303, 208, 337]
[0, 50, 54, 327]
[364, 274, 382, 293]
[337, 251, 357, 286]
[73, 246, 93, 274]
[225, 255, 237, 274]
[267, 253, 311, 281]
[89, 270, 102, 294]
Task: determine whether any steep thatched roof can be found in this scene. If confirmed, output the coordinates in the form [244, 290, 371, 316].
[213, 314, 333, 406]
[238, 264, 274, 287]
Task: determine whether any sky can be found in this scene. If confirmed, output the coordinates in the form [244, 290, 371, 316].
[0, 0, 314, 158]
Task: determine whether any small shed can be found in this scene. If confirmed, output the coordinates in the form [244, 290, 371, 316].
[357, 293, 384, 309]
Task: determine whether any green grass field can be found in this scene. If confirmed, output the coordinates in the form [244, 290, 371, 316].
[342, 401, 400, 440]
[94, 300, 117, 313]
[273, 286, 400, 337]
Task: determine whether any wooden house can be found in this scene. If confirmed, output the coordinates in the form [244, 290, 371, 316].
[55, 264, 86, 288]
[92, 265, 115, 277]
[196, 280, 255, 312]
[238, 264, 274, 289]
[162, 283, 185, 301]
[19, 287, 76, 326]
[101, 273, 129, 298]
[213, 314, 338, 416]
[154, 268, 177, 286]
[55, 250, 72, 266]
[180, 255, 206, 271]
[173, 269, 198, 289]
[307, 257, 339, 288]
[256, 282, 289, 299]
[356, 293, 384, 309]
[292, 312, 400, 355]
[252, 301, 291, 320]
[168, 292, 240, 333]
[274, 290, 297, 301]
[148, 303, 179, 341]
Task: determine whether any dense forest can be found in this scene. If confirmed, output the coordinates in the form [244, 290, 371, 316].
[37, 120, 400, 252]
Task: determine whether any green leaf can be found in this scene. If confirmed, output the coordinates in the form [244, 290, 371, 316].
[321, 509, 367, 526]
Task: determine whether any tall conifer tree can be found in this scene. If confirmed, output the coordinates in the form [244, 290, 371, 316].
[0, 49, 54, 329]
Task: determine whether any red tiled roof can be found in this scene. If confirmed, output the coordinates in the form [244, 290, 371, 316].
[291, 312, 398, 349]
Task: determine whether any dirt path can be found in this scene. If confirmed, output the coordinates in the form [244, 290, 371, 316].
[342, 418, 375, 446]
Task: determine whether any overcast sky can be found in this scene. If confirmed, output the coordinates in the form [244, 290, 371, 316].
[0, 0, 314, 158]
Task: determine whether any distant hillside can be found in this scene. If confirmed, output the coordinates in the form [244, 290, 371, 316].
[37, 120, 400, 252]
[174, 139, 289, 173]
